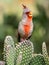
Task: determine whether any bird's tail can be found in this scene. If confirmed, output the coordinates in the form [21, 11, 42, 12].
[17, 33, 21, 42]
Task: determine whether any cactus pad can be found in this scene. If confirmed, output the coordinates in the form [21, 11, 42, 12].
[4, 36, 15, 65]
[16, 40, 34, 65]
[29, 54, 46, 65]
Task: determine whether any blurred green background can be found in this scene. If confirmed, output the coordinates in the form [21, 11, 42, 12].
[0, 0, 49, 60]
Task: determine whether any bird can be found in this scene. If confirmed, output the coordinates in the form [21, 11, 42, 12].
[18, 4, 33, 42]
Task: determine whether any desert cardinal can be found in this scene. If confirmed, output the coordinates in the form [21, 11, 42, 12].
[18, 4, 33, 42]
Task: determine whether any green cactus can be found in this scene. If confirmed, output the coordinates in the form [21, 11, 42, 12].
[15, 40, 34, 65]
[4, 36, 15, 65]
[29, 54, 46, 65]
[42, 42, 49, 65]
[16, 51, 22, 65]
[3, 36, 49, 65]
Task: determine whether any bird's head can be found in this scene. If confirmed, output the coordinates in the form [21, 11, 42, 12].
[22, 4, 32, 19]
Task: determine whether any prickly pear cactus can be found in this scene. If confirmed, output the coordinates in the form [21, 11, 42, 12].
[4, 36, 15, 65]
[15, 40, 34, 65]
[16, 51, 22, 65]
[4, 36, 49, 65]
[29, 54, 46, 65]
[42, 42, 49, 65]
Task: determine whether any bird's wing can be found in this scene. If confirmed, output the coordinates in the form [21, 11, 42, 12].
[18, 20, 25, 36]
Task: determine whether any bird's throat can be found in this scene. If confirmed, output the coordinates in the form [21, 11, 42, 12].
[27, 17, 32, 22]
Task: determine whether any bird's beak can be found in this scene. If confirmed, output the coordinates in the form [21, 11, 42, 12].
[22, 4, 26, 8]
[28, 11, 32, 17]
